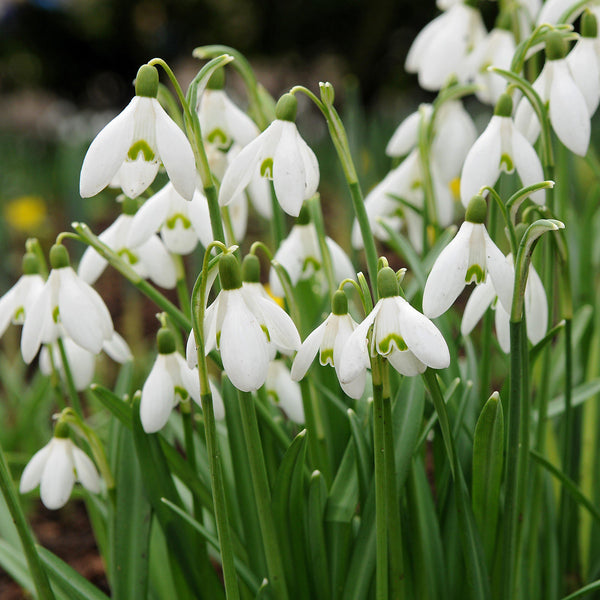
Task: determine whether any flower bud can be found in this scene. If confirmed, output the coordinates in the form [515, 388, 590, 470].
[122, 196, 139, 216]
[582, 10, 598, 38]
[545, 32, 567, 61]
[53, 420, 70, 439]
[465, 195, 487, 224]
[49, 244, 70, 269]
[331, 290, 348, 315]
[242, 254, 261, 283]
[22, 252, 40, 275]
[297, 204, 311, 225]
[275, 93, 298, 122]
[157, 327, 176, 354]
[494, 93, 513, 117]
[135, 64, 159, 98]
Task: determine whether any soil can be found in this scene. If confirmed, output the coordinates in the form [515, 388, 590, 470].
[0, 500, 109, 599]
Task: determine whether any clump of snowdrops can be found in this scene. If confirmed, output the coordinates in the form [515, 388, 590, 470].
[1, 1, 600, 598]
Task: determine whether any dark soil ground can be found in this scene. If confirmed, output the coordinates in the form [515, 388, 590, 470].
[0, 501, 108, 599]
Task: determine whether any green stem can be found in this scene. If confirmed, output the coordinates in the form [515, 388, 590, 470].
[372, 358, 388, 600]
[56, 338, 83, 418]
[308, 194, 336, 301]
[173, 254, 191, 319]
[237, 390, 289, 600]
[0, 442, 56, 600]
[269, 181, 286, 249]
[204, 183, 226, 245]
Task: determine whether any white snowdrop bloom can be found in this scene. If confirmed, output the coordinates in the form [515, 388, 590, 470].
[39, 331, 132, 391]
[514, 33, 590, 156]
[536, 0, 583, 25]
[340, 267, 450, 383]
[352, 149, 454, 253]
[464, 26, 516, 105]
[405, 2, 487, 91]
[0, 253, 44, 338]
[78, 198, 177, 289]
[461, 256, 547, 351]
[291, 290, 366, 399]
[140, 327, 215, 433]
[386, 101, 476, 185]
[21, 245, 114, 364]
[219, 93, 319, 218]
[197, 75, 260, 151]
[268, 216, 355, 298]
[127, 182, 214, 254]
[422, 196, 514, 318]
[567, 11, 600, 116]
[460, 93, 545, 207]
[20, 432, 101, 510]
[198, 254, 301, 392]
[80, 65, 196, 201]
[266, 360, 305, 424]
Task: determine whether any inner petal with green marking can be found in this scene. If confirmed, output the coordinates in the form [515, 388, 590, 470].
[118, 248, 140, 266]
[166, 213, 192, 230]
[127, 140, 156, 162]
[319, 348, 334, 367]
[207, 128, 231, 150]
[377, 332, 408, 355]
[500, 152, 514, 173]
[465, 264, 485, 284]
[260, 158, 274, 179]
[174, 386, 189, 402]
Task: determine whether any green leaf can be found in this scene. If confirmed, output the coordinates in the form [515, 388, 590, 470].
[89, 385, 132, 429]
[307, 471, 331, 599]
[326, 440, 359, 523]
[472, 393, 504, 568]
[536, 379, 600, 420]
[346, 408, 373, 504]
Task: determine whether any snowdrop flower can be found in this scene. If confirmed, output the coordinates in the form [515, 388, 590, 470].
[269, 210, 355, 297]
[292, 290, 366, 399]
[266, 360, 305, 423]
[39, 331, 132, 391]
[340, 267, 450, 382]
[196, 253, 301, 392]
[20, 425, 101, 510]
[126, 182, 214, 254]
[461, 255, 547, 351]
[567, 11, 600, 116]
[405, 2, 487, 91]
[219, 93, 319, 217]
[515, 32, 590, 156]
[21, 245, 114, 364]
[0, 253, 44, 338]
[460, 93, 545, 207]
[464, 23, 516, 105]
[80, 64, 196, 200]
[422, 195, 514, 318]
[197, 69, 260, 151]
[536, 0, 583, 25]
[78, 197, 177, 289]
[140, 327, 222, 432]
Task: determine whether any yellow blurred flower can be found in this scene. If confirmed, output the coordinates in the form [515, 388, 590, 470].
[3, 195, 47, 233]
[449, 177, 461, 200]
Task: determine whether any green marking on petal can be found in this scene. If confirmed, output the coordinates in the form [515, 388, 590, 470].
[166, 213, 192, 230]
[260, 158, 274, 179]
[500, 153, 514, 173]
[410, 179, 422, 190]
[13, 306, 24, 322]
[216, 330, 221, 348]
[207, 128, 230, 147]
[466, 264, 485, 284]
[378, 333, 407, 355]
[319, 348, 334, 367]
[261, 324, 271, 342]
[302, 256, 321, 273]
[117, 248, 140, 265]
[128, 140, 155, 162]
[52, 306, 60, 323]
[174, 386, 189, 402]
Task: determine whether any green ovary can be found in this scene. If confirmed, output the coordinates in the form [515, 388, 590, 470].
[378, 333, 408, 355]
[127, 140, 156, 162]
[465, 264, 485, 284]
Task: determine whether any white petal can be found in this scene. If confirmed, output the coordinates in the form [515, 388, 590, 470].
[296, 129, 320, 199]
[460, 117, 502, 208]
[291, 319, 327, 381]
[396, 297, 450, 369]
[461, 277, 496, 336]
[186, 328, 198, 368]
[127, 184, 173, 248]
[267, 361, 304, 423]
[21, 281, 53, 364]
[567, 39, 600, 116]
[549, 60, 590, 156]
[72, 447, 101, 493]
[119, 156, 160, 199]
[268, 226, 305, 296]
[137, 237, 177, 289]
[57, 268, 113, 354]
[273, 121, 306, 217]
[386, 108, 426, 157]
[511, 125, 545, 205]
[422, 222, 471, 318]
[20, 441, 52, 493]
[153, 101, 196, 200]
[141, 355, 175, 433]
[484, 234, 514, 314]
[102, 331, 132, 363]
[62, 338, 95, 390]
[495, 303, 511, 353]
[79, 99, 135, 197]
[387, 348, 427, 376]
[219, 292, 270, 392]
[325, 237, 356, 288]
[524, 263, 547, 345]
[186, 189, 215, 249]
[333, 315, 365, 399]
[40, 439, 75, 510]
[77, 246, 109, 285]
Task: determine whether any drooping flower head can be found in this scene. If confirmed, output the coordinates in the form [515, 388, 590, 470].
[20, 421, 101, 510]
[422, 195, 514, 318]
[21, 244, 114, 364]
[340, 267, 450, 384]
[80, 64, 196, 200]
[219, 93, 319, 217]
[292, 290, 366, 399]
[460, 93, 545, 207]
